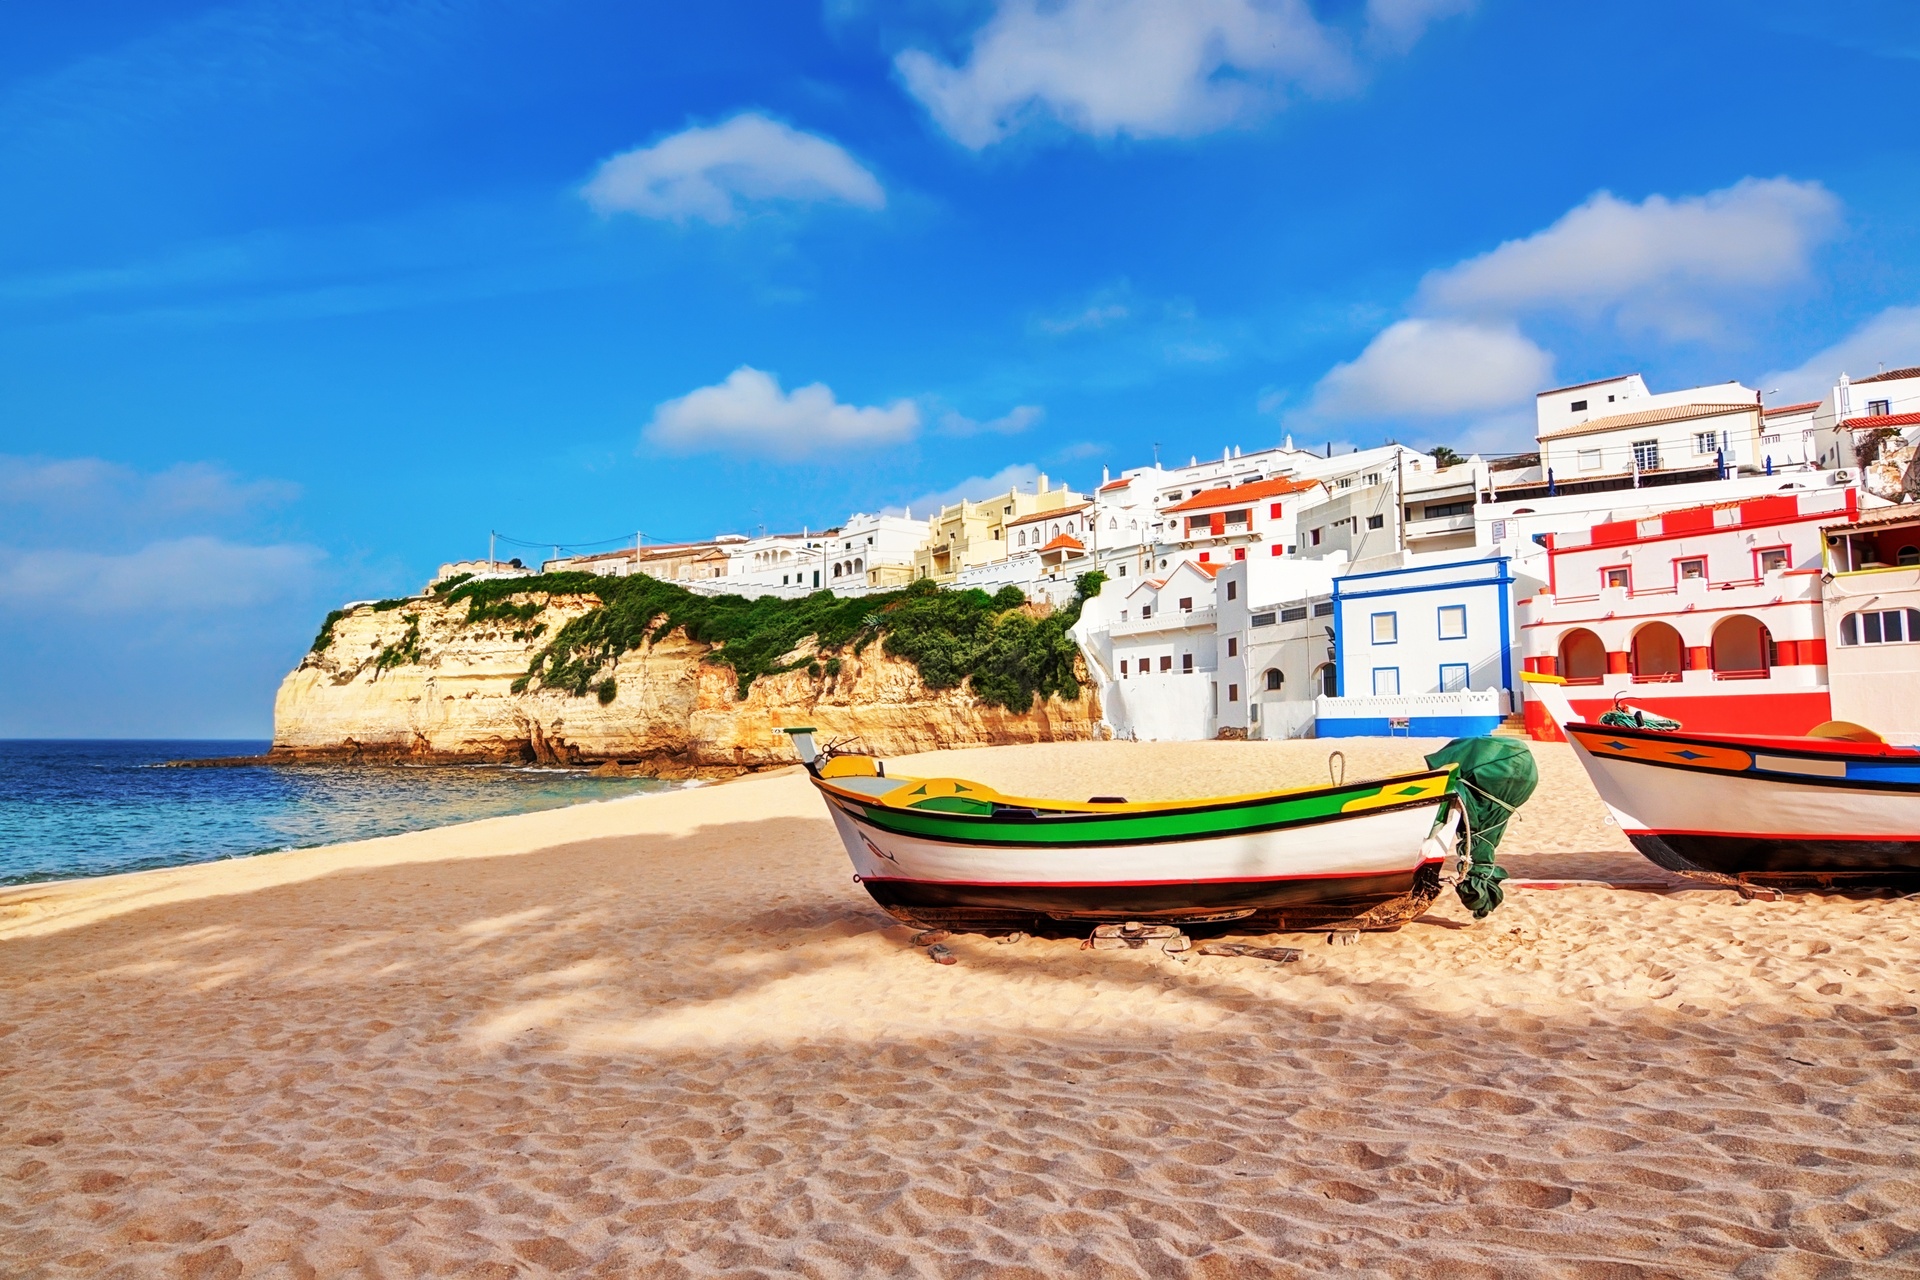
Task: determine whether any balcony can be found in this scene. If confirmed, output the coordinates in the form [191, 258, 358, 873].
[1110, 606, 1217, 637]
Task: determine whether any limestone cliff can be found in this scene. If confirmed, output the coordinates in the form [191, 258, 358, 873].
[272, 593, 1101, 773]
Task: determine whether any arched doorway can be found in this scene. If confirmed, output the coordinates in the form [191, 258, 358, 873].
[1712, 615, 1772, 678]
[1558, 628, 1606, 684]
[1631, 622, 1684, 682]
[1315, 663, 1337, 698]
[1264, 668, 1284, 692]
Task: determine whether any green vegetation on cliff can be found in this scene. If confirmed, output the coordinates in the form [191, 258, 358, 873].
[310, 570, 1105, 713]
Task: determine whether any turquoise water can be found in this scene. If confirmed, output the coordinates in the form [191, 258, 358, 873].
[0, 740, 675, 885]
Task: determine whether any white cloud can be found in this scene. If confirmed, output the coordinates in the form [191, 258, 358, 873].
[896, 0, 1353, 149]
[889, 463, 1045, 517]
[1760, 304, 1920, 404]
[644, 367, 920, 458]
[582, 113, 885, 224]
[940, 404, 1044, 435]
[1306, 318, 1553, 420]
[0, 455, 297, 518]
[0, 536, 324, 616]
[1418, 177, 1841, 339]
[1364, 0, 1475, 52]
[1037, 301, 1131, 334]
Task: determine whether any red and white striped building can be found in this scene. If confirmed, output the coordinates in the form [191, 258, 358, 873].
[1518, 488, 1859, 739]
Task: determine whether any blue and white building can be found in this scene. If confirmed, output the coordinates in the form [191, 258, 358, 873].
[1315, 554, 1538, 738]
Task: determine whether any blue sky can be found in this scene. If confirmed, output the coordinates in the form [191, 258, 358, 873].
[5, 0, 1920, 736]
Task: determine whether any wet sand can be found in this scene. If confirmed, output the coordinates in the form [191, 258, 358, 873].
[3, 739, 1918, 1276]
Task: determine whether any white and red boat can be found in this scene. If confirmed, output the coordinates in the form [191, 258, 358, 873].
[1525, 674, 1920, 886]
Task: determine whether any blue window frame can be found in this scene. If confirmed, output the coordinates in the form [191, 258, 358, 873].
[1437, 604, 1467, 640]
[1439, 663, 1469, 693]
[1372, 667, 1400, 696]
[1370, 611, 1398, 644]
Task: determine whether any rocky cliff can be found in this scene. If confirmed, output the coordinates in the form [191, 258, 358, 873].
[272, 592, 1101, 774]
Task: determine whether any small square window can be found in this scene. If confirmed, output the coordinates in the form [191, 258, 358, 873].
[1693, 431, 1719, 455]
[1604, 567, 1630, 590]
[1570, 399, 1588, 411]
[1439, 663, 1469, 693]
[1140, 605, 1151, 619]
[1372, 612, 1398, 643]
[1577, 449, 1601, 472]
[1868, 399, 1891, 417]
[1227, 684, 1239, 702]
[1759, 548, 1789, 574]
[1373, 667, 1400, 696]
[1159, 655, 1172, 672]
[1179, 596, 1193, 611]
[1310, 528, 1323, 546]
[1367, 514, 1384, 529]
[1678, 558, 1706, 581]
[1269, 502, 1284, 519]
[1437, 605, 1467, 639]
[1181, 654, 1194, 673]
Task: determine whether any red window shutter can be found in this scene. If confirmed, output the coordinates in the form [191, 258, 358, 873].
[1271, 544, 1283, 557]
[1210, 512, 1225, 535]
[1270, 503, 1283, 519]
[1234, 547, 1245, 561]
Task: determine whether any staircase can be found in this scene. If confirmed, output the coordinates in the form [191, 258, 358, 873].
[1492, 713, 1530, 739]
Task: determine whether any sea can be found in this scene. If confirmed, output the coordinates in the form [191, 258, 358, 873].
[0, 740, 677, 886]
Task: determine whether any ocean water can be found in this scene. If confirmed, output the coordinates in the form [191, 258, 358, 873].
[0, 740, 677, 886]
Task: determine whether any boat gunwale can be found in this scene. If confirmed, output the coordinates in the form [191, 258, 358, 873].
[811, 764, 1459, 821]
[1567, 721, 1920, 794]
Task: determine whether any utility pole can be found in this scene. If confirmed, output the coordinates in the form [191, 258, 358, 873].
[489, 530, 496, 565]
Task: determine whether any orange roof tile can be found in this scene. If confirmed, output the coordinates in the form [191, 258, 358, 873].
[1839, 412, 1920, 431]
[1163, 476, 1320, 513]
[1098, 478, 1131, 491]
[1762, 401, 1820, 416]
[1039, 534, 1084, 553]
[1854, 366, 1920, 384]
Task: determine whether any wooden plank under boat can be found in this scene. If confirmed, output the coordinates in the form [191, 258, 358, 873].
[1524, 674, 1920, 887]
[781, 729, 1465, 933]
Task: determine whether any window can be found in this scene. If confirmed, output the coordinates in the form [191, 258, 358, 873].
[1570, 399, 1588, 411]
[1233, 547, 1246, 562]
[1227, 637, 1239, 657]
[1309, 528, 1323, 546]
[1437, 605, 1467, 640]
[1337, 477, 1353, 490]
[1869, 399, 1891, 417]
[1227, 684, 1239, 703]
[1251, 611, 1277, 627]
[1632, 439, 1660, 471]
[1603, 566, 1630, 590]
[1117, 564, 1126, 576]
[1758, 548, 1789, 574]
[1577, 449, 1601, 472]
[1265, 669, 1283, 691]
[1280, 605, 1307, 623]
[1372, 612, 1398, 643]
[1902, 546, 1920, 567]
[1367, 514, 1385, 530]
[1439, 663, 1469, 693]
[1140, 604, 1152, 619]
[1693, 431, 1719, 455]
[1313, 601, 1334, 617]
[1425, 500, 1474, 519]
[1119, 660, 1128, 677]
[1159, 655, 1172, 672]
[1841, 608, 1920, 645]
[1179, 596, 1193, 611]
[1270, 502, 1284, 518]
[1372, 667, 1400, 696]
[1678, 558, 1707, 581]
[1181, 653, 1194, 673]
[1226, 581, 1238, 601]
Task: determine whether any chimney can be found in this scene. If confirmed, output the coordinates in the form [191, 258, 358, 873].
[1037, 472, 1049, 493]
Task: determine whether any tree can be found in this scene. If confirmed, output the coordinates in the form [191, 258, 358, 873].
[1430, 445, 1464, 468]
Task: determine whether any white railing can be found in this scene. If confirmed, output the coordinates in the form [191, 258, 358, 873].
[1315, 689, 1510, 719]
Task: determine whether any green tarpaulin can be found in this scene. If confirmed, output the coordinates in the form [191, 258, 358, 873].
[1425, 736, 1540, 919]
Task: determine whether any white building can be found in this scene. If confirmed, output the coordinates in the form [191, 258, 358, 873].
[828, 512, 925, 591]
[717, 530, 830, 596]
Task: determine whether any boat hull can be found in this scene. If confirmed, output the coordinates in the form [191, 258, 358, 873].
[818, 778, 1459, 931]
[1564, 722, 1920, 883]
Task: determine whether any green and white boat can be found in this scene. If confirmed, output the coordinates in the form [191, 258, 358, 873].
[782, 729, 1521, 933]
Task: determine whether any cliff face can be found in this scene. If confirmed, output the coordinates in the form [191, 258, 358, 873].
[273, 595, 1101, 773]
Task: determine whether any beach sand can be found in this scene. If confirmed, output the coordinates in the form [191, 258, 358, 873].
[4, 739, 1919, 1276]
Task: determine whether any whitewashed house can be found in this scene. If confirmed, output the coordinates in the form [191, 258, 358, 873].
[828, 512, 925, 591]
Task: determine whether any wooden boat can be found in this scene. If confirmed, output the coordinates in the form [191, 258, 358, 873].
[781, 728, 1470, 933]
[1524, 674, 1920, 887]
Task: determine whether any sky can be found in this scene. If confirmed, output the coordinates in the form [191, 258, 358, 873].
[4, 0, 1920, 737]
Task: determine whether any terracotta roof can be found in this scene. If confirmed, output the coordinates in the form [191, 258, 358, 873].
[1039, 534, 1084, 554]
[1098, 478, 1130, 491]
[1191, 561, 1224, 577]
[1762, 401, 1820, 416]
[1537, 401, 1758, 442]
[1839, 412, 1920, 431]
[1823, 503, 1920, 531]
[1163, 475, 1320, 513]
[1537, 374, 1641, 397]
[1004, 502, 1089, 527]
[1854, 366, 1920, 385]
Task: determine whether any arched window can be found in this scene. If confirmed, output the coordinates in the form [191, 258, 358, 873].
[1900, 545, 1920, 567]
[1316, 663, 1337, 698]
[1630, 622, 1684, 682]
[1712, 615, 1772, 677]
[1264, 668, 1283, 691]
[1558, 629, 1606, 685]
[1109, 517, 1118, 530]
[854, 558, 863, 573]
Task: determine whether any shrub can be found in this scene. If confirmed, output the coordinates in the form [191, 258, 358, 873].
[596, 678, 617, 705]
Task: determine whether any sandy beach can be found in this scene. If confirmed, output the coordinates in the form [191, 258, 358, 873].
[4, 738, 1919, 1277]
